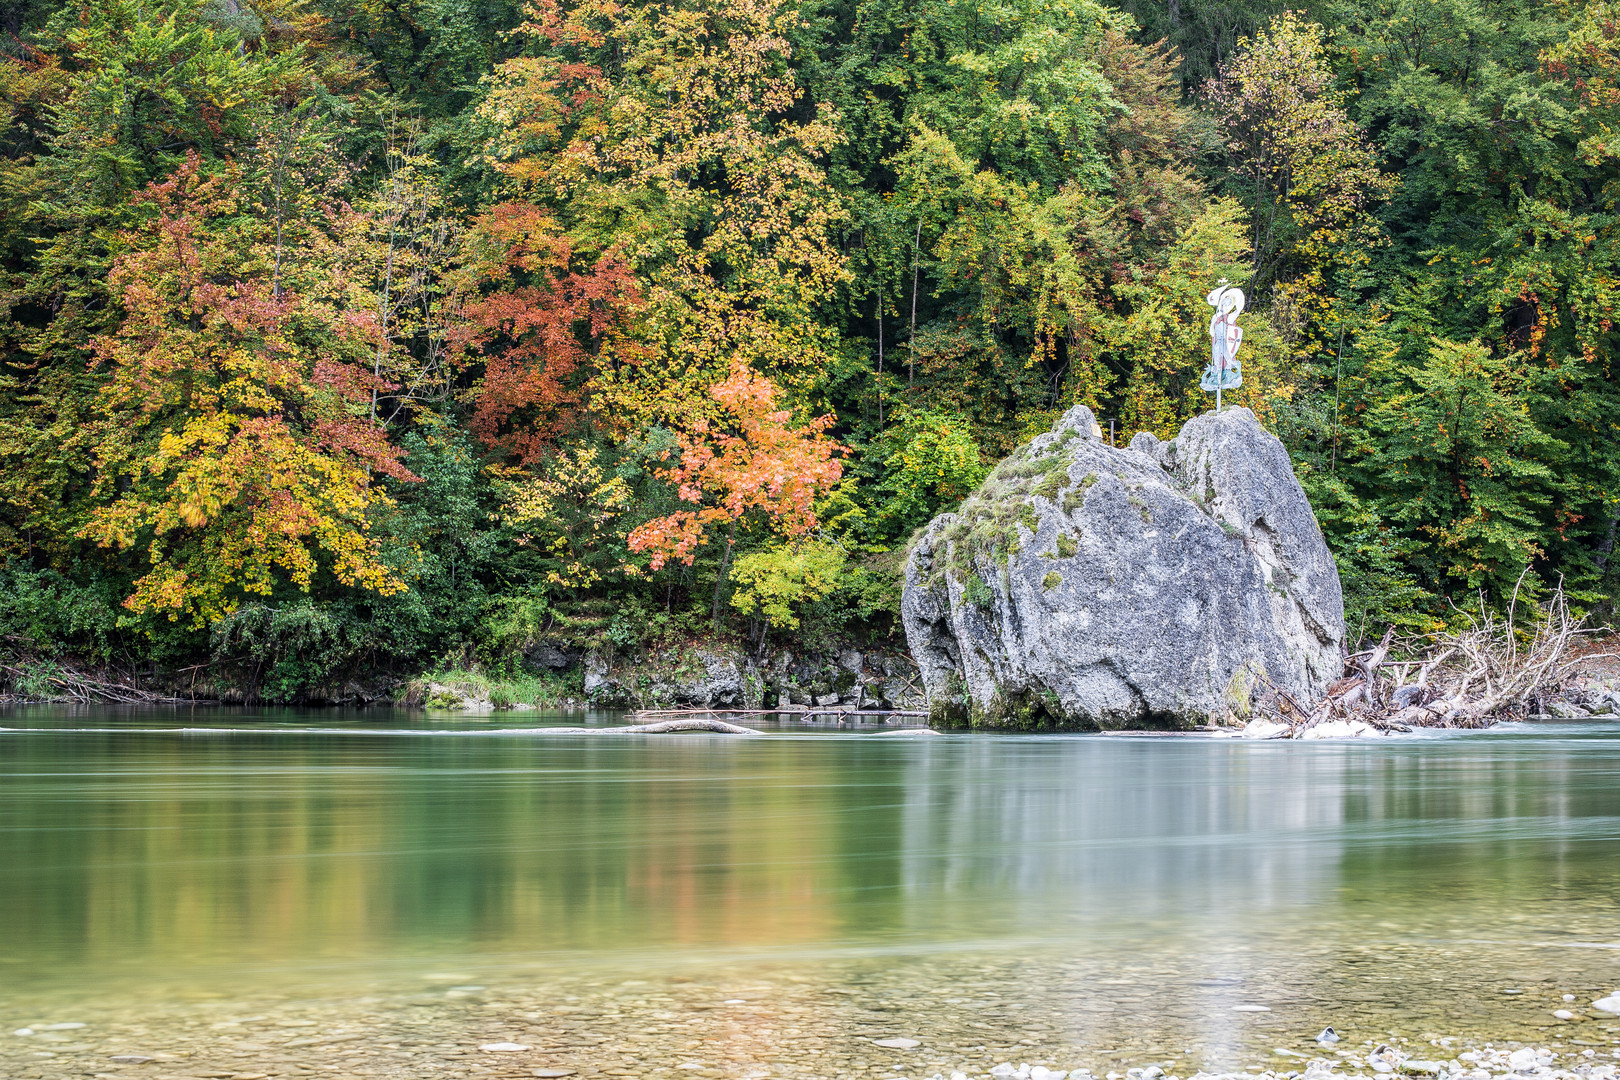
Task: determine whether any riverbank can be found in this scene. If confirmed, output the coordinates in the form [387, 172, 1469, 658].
[0, 638, 929, 714]
[5, 959, 1617, 1080]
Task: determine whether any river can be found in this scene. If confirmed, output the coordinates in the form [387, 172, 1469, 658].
[2, 708, 1618, 1079]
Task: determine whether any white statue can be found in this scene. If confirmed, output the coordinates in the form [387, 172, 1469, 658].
[1200, 284, 1244, 410]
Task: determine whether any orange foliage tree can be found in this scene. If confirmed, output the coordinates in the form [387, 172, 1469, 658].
[80, 155, 417, 625]
[460, 201, 641, 463]
[627, 363, 843, 620]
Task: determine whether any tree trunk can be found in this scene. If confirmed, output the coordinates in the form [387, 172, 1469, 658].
[712, 518, 738, 625]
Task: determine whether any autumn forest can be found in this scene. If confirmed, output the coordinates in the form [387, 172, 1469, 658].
[0, 0, 1615, 699]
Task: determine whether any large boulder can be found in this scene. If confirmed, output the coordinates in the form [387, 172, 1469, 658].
[901, 405, 1345, 728]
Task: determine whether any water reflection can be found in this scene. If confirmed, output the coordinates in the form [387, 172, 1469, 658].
[2, 713, 1619, 1044]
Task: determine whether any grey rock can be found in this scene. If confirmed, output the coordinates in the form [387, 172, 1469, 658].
[838, 649, 865, 674]
[583, 657, 612, 695]
[813, 693, 841, 708]
[1547, 700, 1590, 719]
[1391, 684, 1426, 709]
[667, 648, 764, 709]
[901, 406, 1345, 728]
[522, 642, 578, 672]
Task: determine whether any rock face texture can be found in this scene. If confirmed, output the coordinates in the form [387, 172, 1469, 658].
[901, 405, 1345, 728]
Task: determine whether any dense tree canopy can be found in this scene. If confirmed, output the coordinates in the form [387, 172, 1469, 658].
[1, 0, 1614, 696]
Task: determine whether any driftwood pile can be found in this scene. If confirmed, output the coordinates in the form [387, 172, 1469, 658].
[0, 658, 190, 705]
[1249, 585, 1609, 738]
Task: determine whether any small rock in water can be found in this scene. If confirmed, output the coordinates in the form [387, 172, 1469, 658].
[1508, 1049, 1539, 1072]
[37, 1023, 85, 1031]
[1554, 1010, 1576, 1020]
[531, 1070, 576, 1078]
[873, 1038, 922, 1049]
[1316, 1028, 1341, 1044]
[110, 1056, 155, 1064]
[1563, 994, 1577, 1002]
[12, 1028, 34, 1037]
[1593, 994, 1620, 1015]
[1233, 1005, 1272, 1012]
[479, 1042, 532, 1052]
[1402, 1061, 1445, 1074]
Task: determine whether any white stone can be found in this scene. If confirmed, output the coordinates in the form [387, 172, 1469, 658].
[1233, 1005, 1272, 1012]
[873, 1038, 921, 1049]
[1243, 719, 1290, 739]
[1509, 1049, 1538, 1072]
[36, 1023, 85, 1031]
[993, 1066, 1017, 1078]
[1301, 719, 1378, 739]
[1593, 995, 1620, 1015]
[1553, 1010, 1574, 1020]
[12, 1029, 33, 1037]
[479, 1043, 531, 1052]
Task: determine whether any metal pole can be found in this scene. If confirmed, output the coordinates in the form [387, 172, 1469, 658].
[1216, 386, 1222, 413]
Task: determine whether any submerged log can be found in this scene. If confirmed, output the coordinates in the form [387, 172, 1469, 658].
[546, 718, 762, 735]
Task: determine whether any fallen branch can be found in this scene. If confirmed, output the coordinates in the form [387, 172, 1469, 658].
[546, 718, 763, 735]
[631, 707, 928, 720]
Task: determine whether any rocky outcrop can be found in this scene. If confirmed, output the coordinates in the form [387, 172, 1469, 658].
[902, 405, 1345, 729]
[573, 642, 924, 712]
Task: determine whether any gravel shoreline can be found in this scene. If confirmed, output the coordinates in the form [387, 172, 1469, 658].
[6, 972, 1619, 1080]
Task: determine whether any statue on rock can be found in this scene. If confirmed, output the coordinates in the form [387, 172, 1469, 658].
[900, 404, 1345, 729]
[1200, 284, 1244, 410]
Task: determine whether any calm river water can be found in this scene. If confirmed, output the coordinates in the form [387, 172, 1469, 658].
[2, 709, 1619, 1079]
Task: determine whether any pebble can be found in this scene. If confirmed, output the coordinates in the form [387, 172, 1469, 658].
[109, 1055, 154, 1064]
[1233, 1006, 1271, 1013]
[1316, 1029, 1341, 1045]
[1553, 1010, 1575, 1020]
[1593, 995, 1620, 1016]
[36, 1024, 85, 1031]
[874, 1038, 922, 1049]
[479, 1042, 532, 1052]
[1508, 1048, 1539, 1071]
[12, 1029, 33, 1037]
[531, 1071, 576, 1078]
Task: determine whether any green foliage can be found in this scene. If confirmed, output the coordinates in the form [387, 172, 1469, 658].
[962, 574, 995, 609]
[728, 539, 848, 629]
[0, 564, 126, 660]
[874, 409, 989, 539]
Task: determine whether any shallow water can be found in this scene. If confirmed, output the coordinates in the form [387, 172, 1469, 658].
[2, 707, 1619, 1078]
